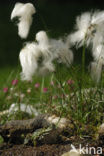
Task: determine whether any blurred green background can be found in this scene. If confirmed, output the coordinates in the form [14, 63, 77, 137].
[0, 0, 104, 67]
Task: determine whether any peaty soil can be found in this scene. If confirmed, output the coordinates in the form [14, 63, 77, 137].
[0, 114, 104, 156]
[0, 136, 104, 156]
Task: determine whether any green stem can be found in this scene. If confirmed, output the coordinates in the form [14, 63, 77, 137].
[82, 40, 86, 86]
[78, 40, 86, 120]
[82, 42, 86, 78]
[40, 77, 45, 101]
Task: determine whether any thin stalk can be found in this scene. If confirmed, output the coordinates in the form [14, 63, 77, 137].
[82, 40, 86, 83]
[5, 70, 15, 86]
[40, 77, 45, 101]
[78, 39, 86, 120]
[50, 73, 54, 83]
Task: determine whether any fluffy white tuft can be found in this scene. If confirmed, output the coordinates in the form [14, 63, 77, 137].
[19, 31, 54, 81]
[90, 59, 103, 83]
[69, 11, 104, 48]
[19, 42, 39, 81]
[11, 2, 36, 39]
[91, 10, 104, 24]
[69, 12, 91, 48]
[36, 31, 49, 47]
[19, 31, 73, 81]
[69, 10, 104, 82]
[92, 24, 104, 60]
[36, 31, 51, 58]
[50, 38, 73, 67]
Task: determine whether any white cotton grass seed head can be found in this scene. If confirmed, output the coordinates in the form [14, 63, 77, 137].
[19, 42, 39, 81]
[50, 38, 74, 67]
[19, 31, 54, 81]
[91, 10, 104, 25]
[90, 59, 103, 83]
[57, 42, 73, 66]
[68, 10, 104, 83]
[93, 44, 104, 61]
[11, 2, 36, 39]
[36, 31, 50, 48]
[69, 10, 104, 49]
[19, 30, 73, 81]
[69, 12, 91, 48]
[92, 24, 104, 61]
[90, 15, 104, 83]
[36, 31, 52, 58]
[38, 61, 55, 76]
[11, 2, 24, 19]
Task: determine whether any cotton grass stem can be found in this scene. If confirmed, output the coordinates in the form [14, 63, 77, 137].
[82, 40, 86, 85]
[40, 77, 45, 101]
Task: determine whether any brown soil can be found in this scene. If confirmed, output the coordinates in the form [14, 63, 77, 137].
[0, 115, 104, 156]
[0, 136, 104, 156]
[0, 144, 70, 156]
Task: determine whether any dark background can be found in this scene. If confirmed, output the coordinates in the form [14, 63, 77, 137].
[0, 0, 104, 67]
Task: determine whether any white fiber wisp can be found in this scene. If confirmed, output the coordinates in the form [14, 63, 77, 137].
[11, 2, 36, 39]
[19, 31, 73, 81]
[19, 31, 54, 81]
[69, 11, 104, 48]
[19, 42, 39, 81]
[91, 59, 103, 83]
[69, 12, 91, 48]
[69, 10, 104, 83]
